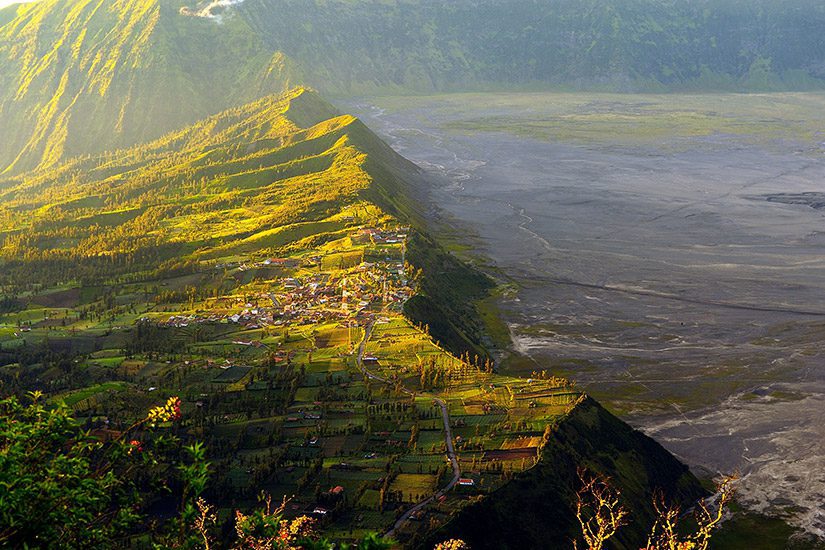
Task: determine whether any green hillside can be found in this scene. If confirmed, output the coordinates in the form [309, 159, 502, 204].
[0, 86, 488, 543]
[0, 87, 368, 281]
[239, 0, 825, 94]
[0, 0, 296, 174]
[0, 84, 490, 360]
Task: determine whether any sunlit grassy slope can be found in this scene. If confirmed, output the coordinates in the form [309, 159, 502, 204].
[0, 87, 414, 282]
[0, 84, 493, 363]
[0, 0, 297, 174]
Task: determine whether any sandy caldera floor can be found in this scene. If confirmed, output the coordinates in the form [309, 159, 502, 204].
[350, 93, 825, 538]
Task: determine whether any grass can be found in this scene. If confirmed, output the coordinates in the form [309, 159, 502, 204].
[54, 382, 128, 407]
[711, 511, 820, 549]
[390, 474, 439, 502]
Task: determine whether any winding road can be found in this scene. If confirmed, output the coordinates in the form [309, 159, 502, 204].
[354, 318, 462, 537]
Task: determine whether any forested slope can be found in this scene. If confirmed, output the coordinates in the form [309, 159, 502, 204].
[243, 0, 825, 93]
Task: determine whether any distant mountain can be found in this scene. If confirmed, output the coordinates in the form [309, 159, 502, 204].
[0, 0, 297, 174]
[3, 0, 825, 174]
[241, 0, 825, 93]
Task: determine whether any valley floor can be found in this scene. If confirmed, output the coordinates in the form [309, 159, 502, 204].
[351, 91, 825, 543]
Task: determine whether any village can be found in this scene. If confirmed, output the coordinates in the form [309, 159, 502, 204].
[159, 227, 413, 331]
[0, 220, 579, 545]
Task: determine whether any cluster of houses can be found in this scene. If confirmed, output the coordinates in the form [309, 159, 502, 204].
[259, 257, 301, 269]
[152, 228, 414, 351]
[236, 257, 304, 272]
[350, 226, 410, 246]
[158, 307, 271, 329]
[160, 259, 412, 330]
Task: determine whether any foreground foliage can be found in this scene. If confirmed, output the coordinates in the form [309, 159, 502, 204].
[0, 392, 397, 549]
[574, 468, 736, 550]
[0, 392, 192, 546]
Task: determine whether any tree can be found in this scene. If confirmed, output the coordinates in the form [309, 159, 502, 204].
[193, 494, 393, 550]
[0, 392, 394, 549]
[643, 476, 736, 550]
[573, 468, 629, 550]
[434, 540, 470, 550]
[232, 493, 316, 550]
[573, 467, 736, 550]
[0, 392, 191, 548]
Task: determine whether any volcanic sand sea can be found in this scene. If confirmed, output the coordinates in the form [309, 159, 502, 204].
[349, 93, 825, 538]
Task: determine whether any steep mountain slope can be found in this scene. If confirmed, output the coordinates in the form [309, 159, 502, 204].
[0, 87, 706, 547]
[0, 0, 296, 174]
[428, 398, 704, 549]
[0, 85, 491, 359]
[0, 87, 400, 280]
[241, 0, 825, 93]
